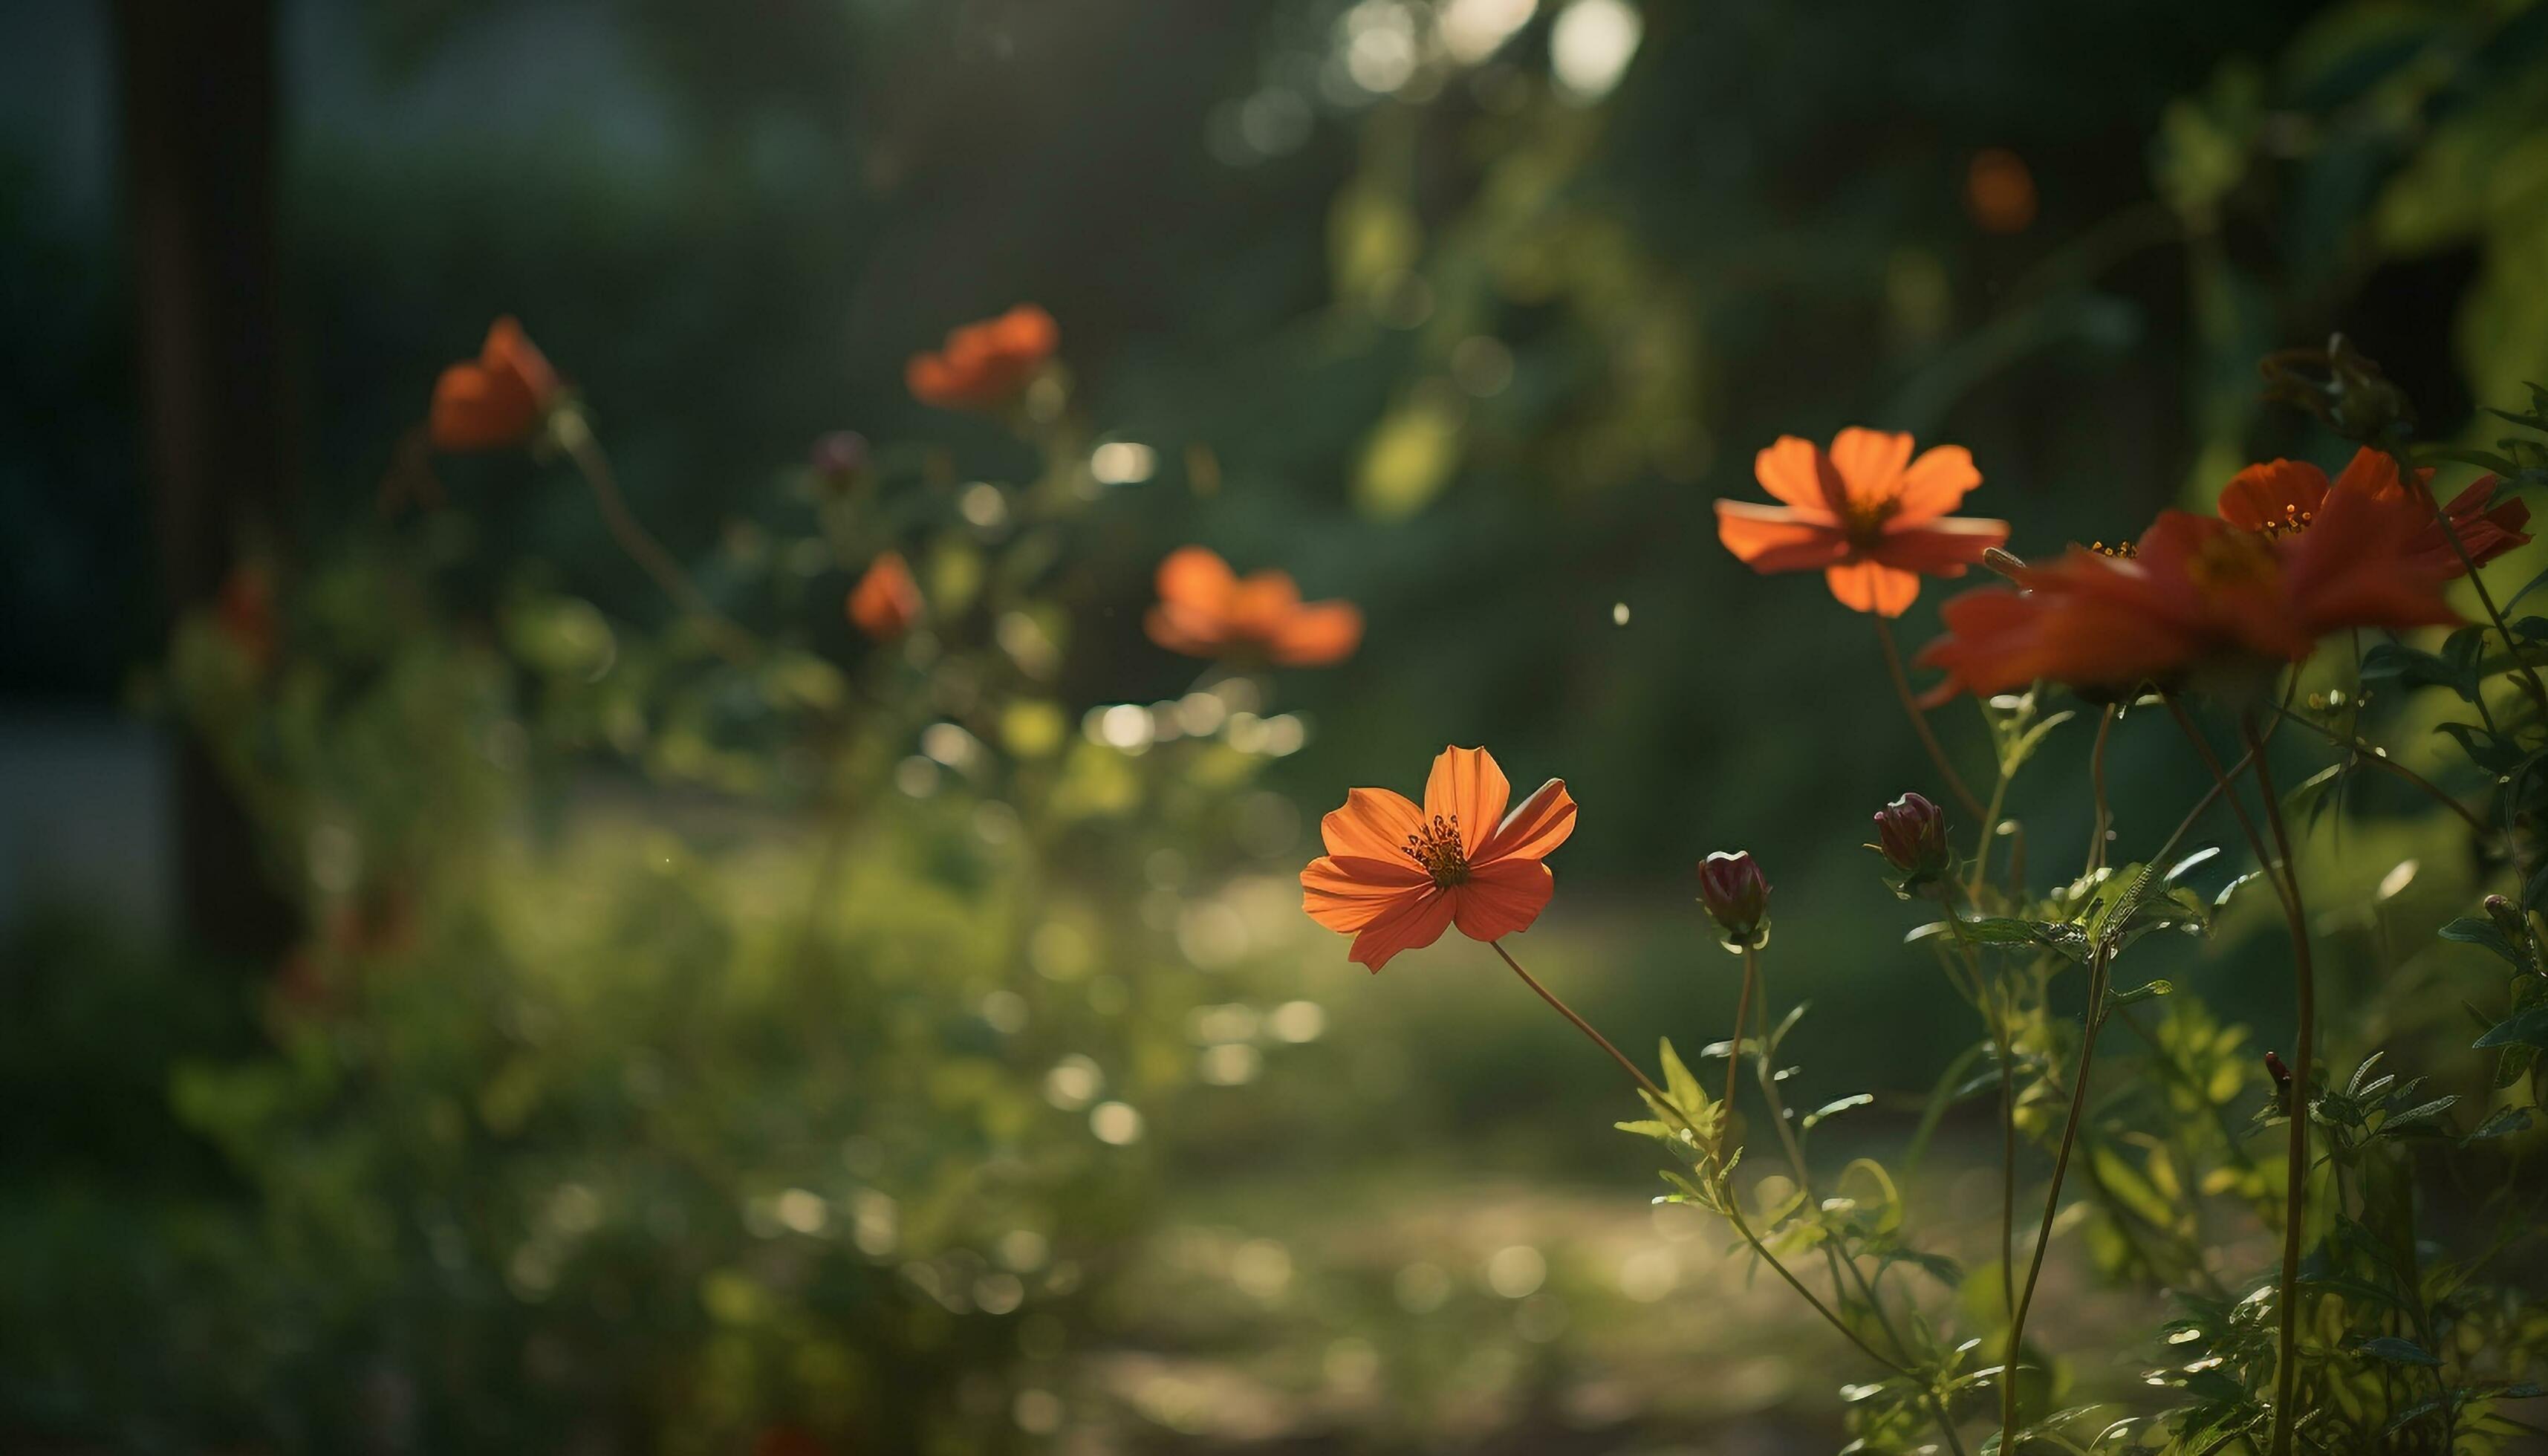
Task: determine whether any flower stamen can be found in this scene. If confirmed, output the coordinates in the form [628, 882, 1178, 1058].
[1403, 814, 1469, 886]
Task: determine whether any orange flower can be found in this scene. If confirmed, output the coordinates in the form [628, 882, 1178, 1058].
[429, 317, 559, 452]
[1917, 488, 2460, 700]
[1715, 429, 2011, 617]
[1144, 546, 1362, 666]
[848, 552, 923, 639]
[1301, 746, 1577, 971]
[906, 305, 1059, 411]
[2217, 446, 2529, 578]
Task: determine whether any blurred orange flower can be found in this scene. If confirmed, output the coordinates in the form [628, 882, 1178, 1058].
[906, 305, 1059, 411]
[1145, 546, 1362, 666]
[1964, 148, 2038, 234]
[848, 552, 923, 640]
[1302, 746, 1576, 971]
[1715, 429, 2010, 617]
[1917, 490, 2460, 700]
[2217, 446, 2529, 578]
[429, 316, 559, 452]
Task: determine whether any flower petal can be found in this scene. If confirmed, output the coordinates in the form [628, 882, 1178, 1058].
[1475, 778, 1576, 865]
[1423, 746, 1509, 851]
[1870, 516, 2009, 576]
[1145, 602, 1226, 657]
[1755, 435, 1847, 513]
[1715, 501, 1850, 573]
[1828, 428, 1914, 509]
[2329, 446, 2422, 501]
[1302, 854, 1433, 932]
[1320, 787, 1424, 859]
[2216, 459, 2328, 531]
[1824, 560, 1922, 617]
[1157, 547, 1238, 612]
[1891, 444, 1981, 523]
[1451, 857, 1554, 941]
[1348, 887, 1457, 972]
[1272, 601, 1364, 666]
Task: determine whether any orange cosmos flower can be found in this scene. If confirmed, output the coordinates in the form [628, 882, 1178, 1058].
[1917, 487, 2460, 700]
[906, 305, 1059, 411]
[1145, 546, 1362, 666]
[1301, 746, 1577, 972]
[1715, 428, 2011, 617]
[430, 317, 560, 452]
[2217, 446, 2529, 578]
[848, 552, 923, 640]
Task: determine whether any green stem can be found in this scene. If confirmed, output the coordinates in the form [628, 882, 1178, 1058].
[1492, 940, 1927, 1389]
[1941, 903, 2018, 1449]
[2003, 941, 2110, 1442]
[1877, 614, 1989, 823]
[2243, 715, 2316, 1456]
[2085, 704, 2118, 875]
[2258, 701, 2494, 839]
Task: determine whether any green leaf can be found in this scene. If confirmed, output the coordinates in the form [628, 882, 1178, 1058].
[2102, 979, 2174, 1013]
[2359, 1336, 2443, 1368]
[2374, 1096, 2459, 1137]
[1803, 1093, 1874, 1131]
[2461, 1106, 2532, 1144]
[2474, 1004, 2548, 1050]
[2440, 917, 2525, 966]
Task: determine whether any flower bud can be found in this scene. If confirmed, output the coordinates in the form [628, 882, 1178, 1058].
[2487, 894, 2526, 941]
[2263, 1050, 2292, 1090]
[2259, 334, 2415, 446]
[810, 430, 870, 482]
[1697, 851, 1770, 951]
[1871, 791, 1951, 886]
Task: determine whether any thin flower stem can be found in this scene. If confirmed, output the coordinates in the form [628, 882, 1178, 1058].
[2086, 705, 2118, 876]
[2166, 701, 2298, 920]
[1966, 760, 2013, 903]
[1489, 940, 1669, 1108]
[2003, 941, 2110, 1441]
[1726, 943, 1756, 1119]
[2243, 715, 2316, 1456]
[556, 411, 755, 662]
[1876, 615, 1989, 822]
[1489, 940, 1928, 1390]
[2258, 701, 2495, 839]
[1939, 903, 2018, 1448]
[1746, 947, 1924, 1378]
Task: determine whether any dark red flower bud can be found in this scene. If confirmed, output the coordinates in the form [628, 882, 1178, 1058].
[1871, 791, 1951, 883]
[1697, 851, 1770, 950]
[2263, 1050, 2292, 1089]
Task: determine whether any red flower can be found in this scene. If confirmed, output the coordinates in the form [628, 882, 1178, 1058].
[430, 317, 559, 452]
[1301, 746, 1577, 971]
[906, 305, 1059, 411]
[848, 553, 923, 640]
[1715, 429, 2011, 617]
[1144, 547, 1362, 666]
[2217, 446, 2529, 578]
[1917, 488, 2460, 700]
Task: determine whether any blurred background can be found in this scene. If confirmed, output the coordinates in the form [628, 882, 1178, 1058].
[4, 0, 2546, 1451]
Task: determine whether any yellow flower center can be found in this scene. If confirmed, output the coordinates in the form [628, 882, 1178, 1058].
[2086, 539, 2139, 559]
[1402, 814, 1470, 887]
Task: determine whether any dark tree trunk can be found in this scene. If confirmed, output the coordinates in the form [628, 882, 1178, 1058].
[116, 0, 297, 963]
